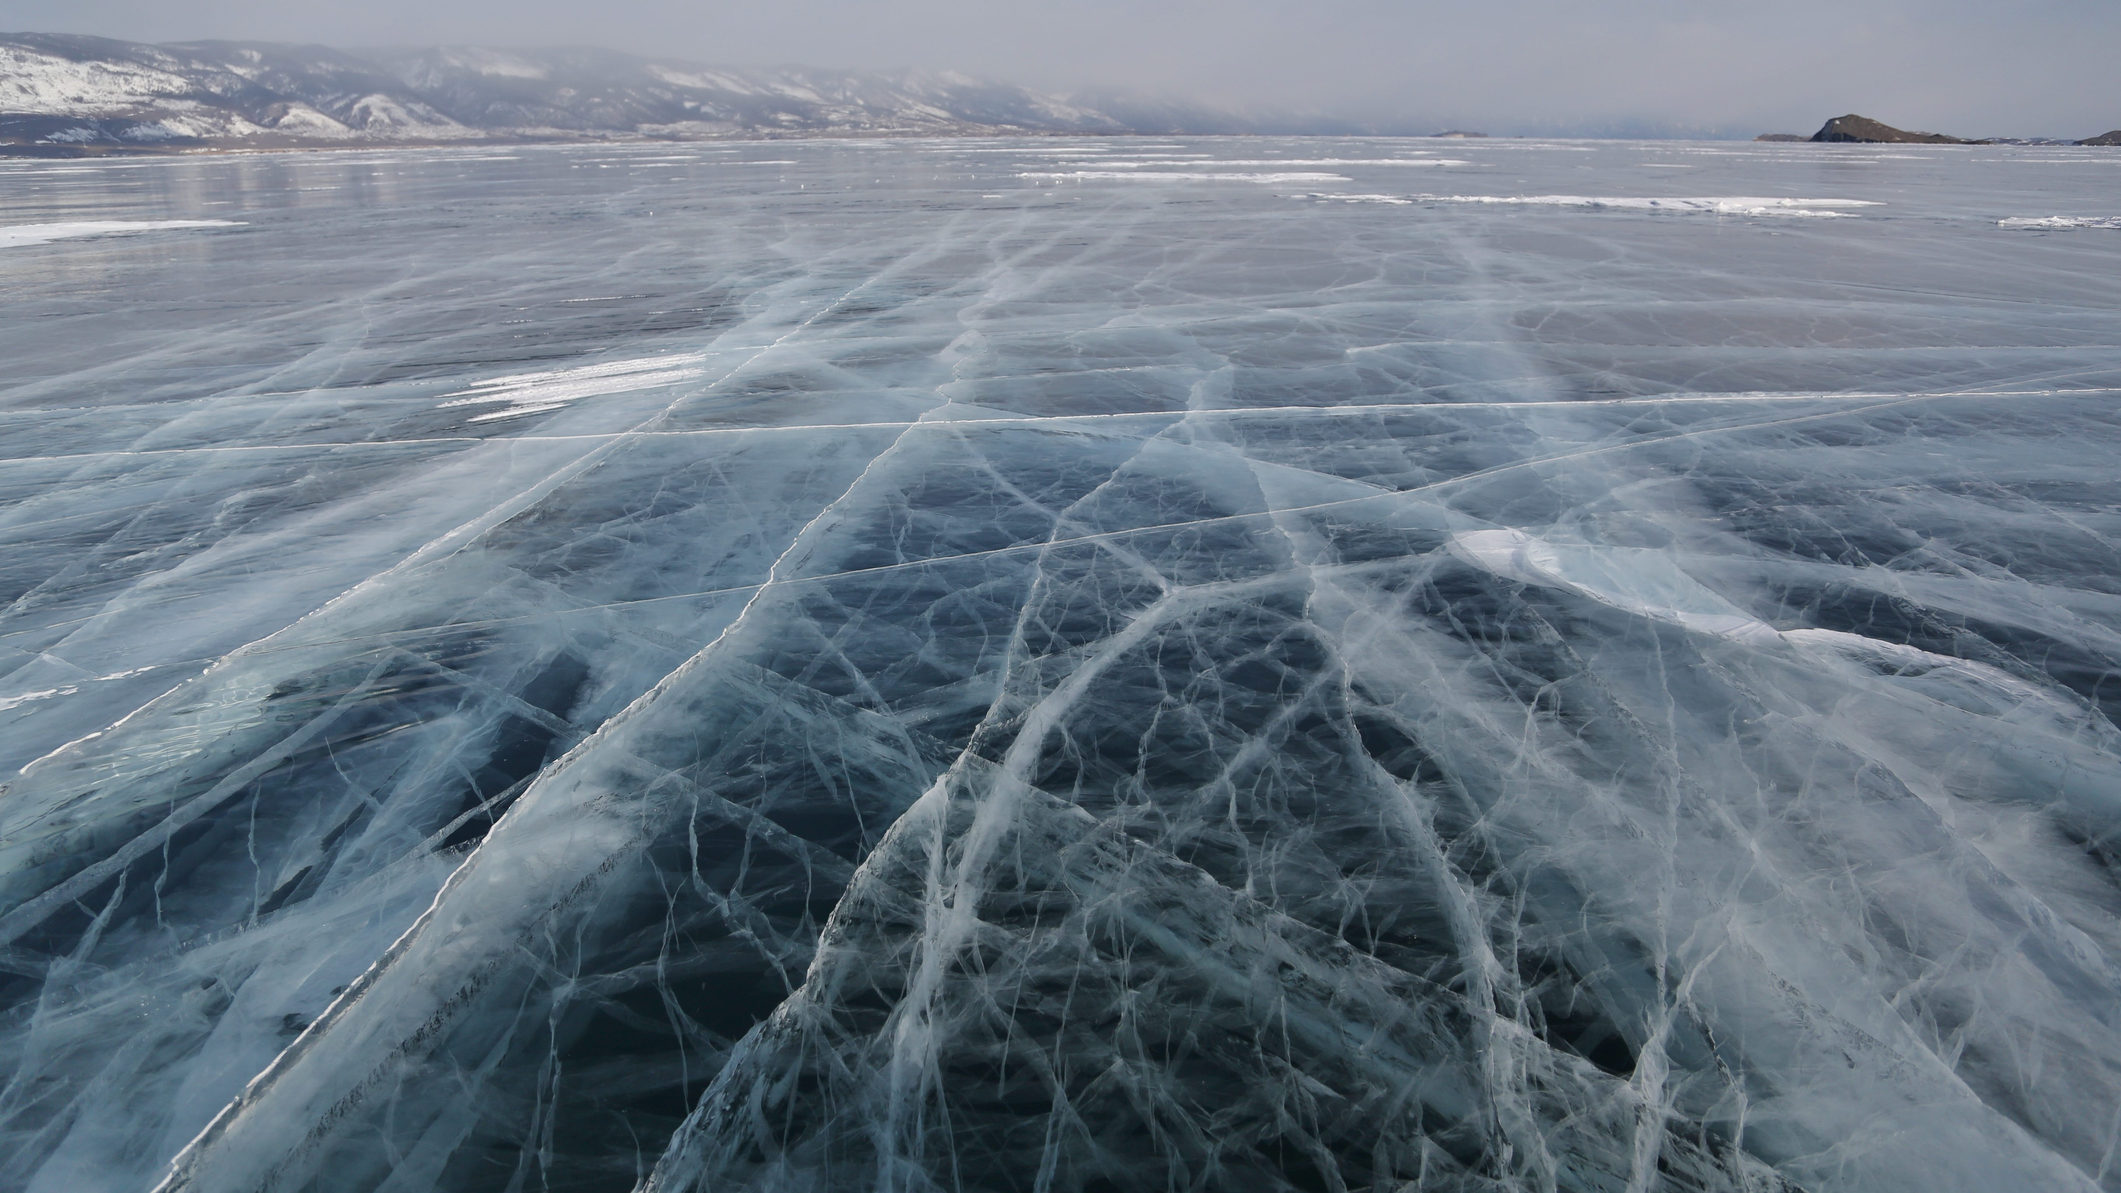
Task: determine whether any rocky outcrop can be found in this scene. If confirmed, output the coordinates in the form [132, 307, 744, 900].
[2081, 130, 2121, 146]
[1809, 114, 1968, 144]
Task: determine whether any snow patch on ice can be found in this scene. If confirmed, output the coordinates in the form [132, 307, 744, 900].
[1021, 171, 1353, 184]
[1087, 158, 1471, 169]
[1420, 194, 1882, 218]
[0, 687, 78, 713]
[1997, 216, 2121, 230]
[1780, 628, 2072, 712]
[1449, 529, 2105, 700]
[439, 352, 710, 421]
[0, 220, 245, 249]
[1299, 192, 1416, 205]
[1450, 528, 1782, 643]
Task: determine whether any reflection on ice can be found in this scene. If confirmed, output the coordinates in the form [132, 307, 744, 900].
[2, 137, 2120, 1193]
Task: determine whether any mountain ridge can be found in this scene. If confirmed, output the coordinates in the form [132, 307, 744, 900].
[8, 37, 2112, 152]
[0, 32, 1257, 151]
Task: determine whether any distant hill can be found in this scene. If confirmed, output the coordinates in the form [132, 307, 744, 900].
[1809, 114, 1967, 144]
[0, 33, 1249, 151]
[1751, 115, 2118, 147]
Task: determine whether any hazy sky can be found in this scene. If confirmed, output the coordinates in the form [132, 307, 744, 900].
[3, 0, 2115, 135]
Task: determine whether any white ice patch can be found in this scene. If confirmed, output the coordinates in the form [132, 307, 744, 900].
[0, 220, 245, 249]
[1448, 530, 2107, 706]
[1450, 528, 1783, 643]
[439, 353, 710, 422]
[1081, 158, 1471, 169]
[0, 686, 78, 713]
[1997, 216, 2121, 230]
[1779, 628, 2074, 715]
[1020, 171, 1353, 184]
[1418, 195, 1881, 218]
[1299, 192, 1416, 205]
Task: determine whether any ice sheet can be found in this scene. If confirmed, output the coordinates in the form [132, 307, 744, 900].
[1, 137, 2119, 1193]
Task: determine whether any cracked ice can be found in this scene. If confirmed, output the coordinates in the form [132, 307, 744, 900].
[3, 137, 2121, 1193]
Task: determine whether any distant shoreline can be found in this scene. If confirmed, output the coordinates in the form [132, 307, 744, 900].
[0, 129, 1509, 160]
[1, 34, 1494, 155]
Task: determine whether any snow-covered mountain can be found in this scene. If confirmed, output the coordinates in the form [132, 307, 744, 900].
[0, 33, 1238, 148]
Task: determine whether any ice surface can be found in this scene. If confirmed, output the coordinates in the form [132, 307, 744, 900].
[2, 138, 2120, 1193]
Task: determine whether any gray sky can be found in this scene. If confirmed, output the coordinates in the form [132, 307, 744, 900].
[3, 0, 2115, 136]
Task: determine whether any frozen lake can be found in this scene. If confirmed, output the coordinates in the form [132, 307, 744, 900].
[3, 137, 2121, 1192]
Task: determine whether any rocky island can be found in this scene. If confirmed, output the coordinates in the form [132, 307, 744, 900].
[1756, 114, 2118, 146]
[1808, 113, 1967, 143]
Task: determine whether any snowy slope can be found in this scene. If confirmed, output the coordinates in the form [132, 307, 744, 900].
[0, 33, 1175, 147]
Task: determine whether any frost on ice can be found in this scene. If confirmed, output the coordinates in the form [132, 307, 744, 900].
[3, 139, 2121, 1193]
